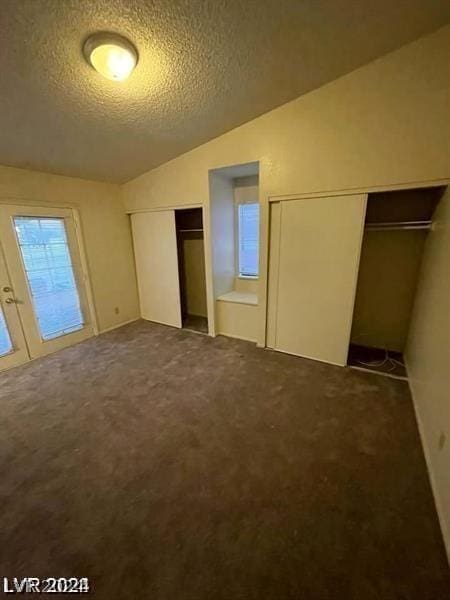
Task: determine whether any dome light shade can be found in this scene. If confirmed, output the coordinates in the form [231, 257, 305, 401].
[83, 33, 138, 81]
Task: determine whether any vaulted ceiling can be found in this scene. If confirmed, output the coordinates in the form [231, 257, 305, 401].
[0, 0, 449, 183]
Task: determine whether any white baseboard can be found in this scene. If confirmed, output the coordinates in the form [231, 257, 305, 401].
[99, 317, 140, 335]
[405, 356, 450, 565]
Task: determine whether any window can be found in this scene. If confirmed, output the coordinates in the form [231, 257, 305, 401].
[237, 202, 259, 277]
[14, 217, 84, 341]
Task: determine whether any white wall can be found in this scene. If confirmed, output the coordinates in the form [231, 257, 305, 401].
[216, 300, 258, 342]
[0, 165, 139, 332]
[406, 187, 450, 561]
[123, 25, 450, 346]
[209, 172, 235, 299]
[233, 176, 259, 204]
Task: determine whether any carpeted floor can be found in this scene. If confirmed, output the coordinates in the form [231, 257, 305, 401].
[182, 314, 209, 334]
[0, 320, 448, 599]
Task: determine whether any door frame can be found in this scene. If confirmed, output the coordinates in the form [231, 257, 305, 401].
[0, 202, 98, 367]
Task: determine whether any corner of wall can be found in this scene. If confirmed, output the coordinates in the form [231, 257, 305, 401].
[405, 356, 450, 564]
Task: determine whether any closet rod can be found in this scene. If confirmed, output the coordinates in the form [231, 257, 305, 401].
[365, 220, 432, 232]
[179, 228, 203, 233]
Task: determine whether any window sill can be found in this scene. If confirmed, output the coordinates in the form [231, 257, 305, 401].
[238, 275, 259, 280]
[217, 291, 258, 306]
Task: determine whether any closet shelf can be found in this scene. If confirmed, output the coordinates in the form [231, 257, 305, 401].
[365, 220, 432, 231]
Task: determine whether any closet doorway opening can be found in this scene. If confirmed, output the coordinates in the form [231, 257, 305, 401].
[175, 208, 208, 334]
[348, 185, 446, 379]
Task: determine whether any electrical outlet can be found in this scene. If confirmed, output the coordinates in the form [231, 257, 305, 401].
[438, 432, 446, 451]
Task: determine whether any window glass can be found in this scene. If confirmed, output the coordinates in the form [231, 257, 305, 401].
[0, 307, 13, 356]
[14, 217, 84, 341]
[238, 203, 259, 277]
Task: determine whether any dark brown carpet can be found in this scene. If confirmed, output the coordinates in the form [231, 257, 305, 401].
[182, 314, 209, 334]
[0, 320, 448, 599]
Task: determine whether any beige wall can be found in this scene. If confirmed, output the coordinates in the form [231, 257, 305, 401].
[216, 300, 258, 342]
[209, 173, 235, 299]
[0, 165, 139, 332]
[234, 277, 258, 295]
[123, 25, 450, 346]
[124, 24, 449, 210]
[183, 237, 207, 317]
[233, 178, 259, 205]
[406, 187, 450, 561]
[351, 230, 427, 352]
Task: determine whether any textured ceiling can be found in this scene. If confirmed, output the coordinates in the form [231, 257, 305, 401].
[0, 0, 449, 183]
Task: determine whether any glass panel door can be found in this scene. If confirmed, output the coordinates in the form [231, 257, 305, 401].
[0, 245, 30, 371]
[0, 205, 94, 360]
[13, 217, 85, 341]
[0, 308, 13, 356]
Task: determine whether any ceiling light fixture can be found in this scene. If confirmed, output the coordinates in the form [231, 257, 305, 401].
[83, 32, 138, 81]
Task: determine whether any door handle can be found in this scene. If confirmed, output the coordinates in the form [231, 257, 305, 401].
[2, 286, 12, 293]
[4, 298, 17, 304]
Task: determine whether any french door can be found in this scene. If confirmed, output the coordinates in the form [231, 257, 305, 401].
[0, 205, 94, 371]
[0, 246, 29, 370]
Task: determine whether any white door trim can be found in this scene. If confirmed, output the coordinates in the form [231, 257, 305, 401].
[268, 178, 449, 203]
[126, 203, 204, 215]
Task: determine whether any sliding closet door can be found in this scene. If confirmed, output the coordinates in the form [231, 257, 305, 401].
[131, 211, 182, 328]
[271, 194, 366, 366]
